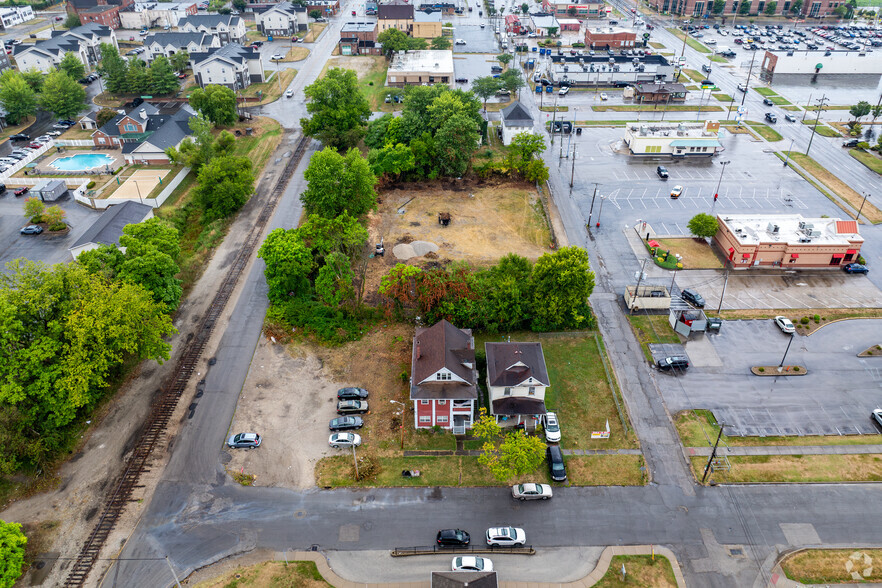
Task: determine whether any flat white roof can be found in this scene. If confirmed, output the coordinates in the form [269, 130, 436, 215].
[389, 49, 453, 73]
[627, 121, 718, 138]
[718, 214, 863, 247]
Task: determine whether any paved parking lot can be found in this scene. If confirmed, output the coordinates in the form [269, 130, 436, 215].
[451, 24, 501, 54]
[655, 318, 882, 437]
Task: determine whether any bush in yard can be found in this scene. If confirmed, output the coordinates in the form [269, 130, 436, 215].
[0, 520, 27, 588]
[813, 314, 820, 323]
[857, 141, 871, 150]
[43, 205, 66, 230]
[86, 181, 96, 189]
[351, 452, 380, 482]
[687, 213, 719, 239]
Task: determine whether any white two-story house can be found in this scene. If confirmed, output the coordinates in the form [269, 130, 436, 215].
[190, 43, 265, 89]
[143, 31, 219, 63]
[410, 320, 478, 433]
[178, 14, 247, 45]
[485, 342, 550, 430]
[13, 23, 116, 73]
[255, 1, 308, 37]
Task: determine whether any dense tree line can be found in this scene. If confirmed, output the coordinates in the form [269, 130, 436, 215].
[0, 63, 87, 123]
[99, 43, 179, 96]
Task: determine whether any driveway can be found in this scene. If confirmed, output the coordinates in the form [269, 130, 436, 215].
[657, 318, 882, 436]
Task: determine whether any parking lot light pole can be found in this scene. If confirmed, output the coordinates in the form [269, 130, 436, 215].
[856, 192, 870, 222]
[595, 194, 605, 228]
[712, 160, 730, 207]
[778, 333, 795, 371]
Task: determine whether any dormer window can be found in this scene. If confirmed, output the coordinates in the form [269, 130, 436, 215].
[435, 372, 451, 381]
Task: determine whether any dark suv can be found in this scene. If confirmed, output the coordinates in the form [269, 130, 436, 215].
[437, 529, 470, 547]
[337, 387, 369, 400]
[681, 288, 705, 307]
[546, 444, 567, 482]
[765, 112, 777, 123]
[657, 356, 689, 371]
[656, 165, 669, 179]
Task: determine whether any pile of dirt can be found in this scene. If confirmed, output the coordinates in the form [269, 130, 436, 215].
[392, 240, 439, 260]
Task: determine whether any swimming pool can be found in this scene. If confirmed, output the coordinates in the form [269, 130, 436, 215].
[50, 153, 115, 171]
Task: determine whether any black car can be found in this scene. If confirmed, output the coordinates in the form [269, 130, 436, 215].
[329, 416, 364, 431]
[681, 288, 705, 307]
[546, 444, 567, 482]
[437, 529, 470, 547]
[656, 165, 669, 179]
[762, 97, 775, 106]
[843, 263, 869, 274]
[657, 356, 689, 371]
[9, 134, 28, 141]
[336, 400, 369, 415]
[765, 112, 777, 123]
[843, 138, 860, 148]
[337, 387, 369, 400]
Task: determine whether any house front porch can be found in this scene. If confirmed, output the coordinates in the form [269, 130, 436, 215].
[492, 397, 546, 432]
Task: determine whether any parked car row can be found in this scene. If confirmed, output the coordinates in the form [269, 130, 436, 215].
[328, 387, 370, 447]
[78, 73, 100, 85]
[436, 525, 526, 548]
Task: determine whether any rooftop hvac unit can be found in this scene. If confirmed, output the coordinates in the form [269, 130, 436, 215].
[799, 237, 812, 243]
[767, 223, 779, 233]
[810, 229, 821, 237]
[640, 124, 649, 135]
[563, 65, 568, 72]
[798, 221, 813, 229]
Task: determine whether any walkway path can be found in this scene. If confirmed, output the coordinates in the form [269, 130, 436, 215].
[687, 444, 882, 457]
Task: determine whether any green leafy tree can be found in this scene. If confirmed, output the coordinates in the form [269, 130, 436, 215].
[430, 36, 451, 50]
[301, 147, 377, 218]
[508, 132, 546, 166]
[738, 0, 750, 14]
[165, 114, 235, 171]
[258, 228, 315, 302]
[472, 407, 502, 441]
[99, 43, 128, 94]
[789, 0, 803, 12]
[118, 248, 182, 312]
[64, 14, 81, 28]
[20, 69, 44, 93]
[295, 212, 368, 262]
[763, 0, 777, 15]
[377, 28, 411, 53]
[521, 2, 529, 13]
[315, 251, 355, 306]
[496, 53, 513, 67]
[567, 6, 577, 15]
[189, 84, 238, 125]
[39, 70, 86, 119]
[529, 246, 595, 331]
[309, 8, 322, 18]
[0, 520, 27, 588]
[300, 68, 371, 150]
[712, 0, 725, 13]
[193, 156, 254, 221]
[233, 0, 247, 10]
[480, 429, 547, 481]
[23, 197, 45, 223]
[59, 52, 86, 81]
[170, 50, 190, 73]
[148, 55, 180, 94]
[364, 113, 394, 149]
[522, 159, 549, 183]
[125, 59, 151, 94]
[471, 75, 503, 110]
[407, 37, 428, 50]
[76, 244, 125, 279]
[871, 104, 882, 124]
[687, 213, 719, 239]
[500, 68, 525, 97]
[850, 100, 872, 123]
[368, 142, 415, 179]
[435, 113, 479, 177]
[43, 205, 67, 231]
[120, 217, 182, 260]
[96, 107, 119, 127]
[0, 71, 37, 125]
[547, 26, 558, 36]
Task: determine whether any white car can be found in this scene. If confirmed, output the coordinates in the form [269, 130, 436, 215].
[454, 39, 466, 45]
[527, 32, 538, 38]
[329, 432, 361, 448]
[670, 185, 683, 198]
[511, 482, 553, 500]
[47, 130, 62, 137]
[452, 556, 493, 572]
[706, 38, 717, 44]
[486, 526, 526, 547]
[285, 89, 294, 98]
[544, 412, 561, 442]
[774, 316, 795, 334]
[872, 409, 882, 429]
[558, 86, 569, 96]
[737, 83, 747, 92]
[271, 54, 284, 60]
[599, 92, 608, 100]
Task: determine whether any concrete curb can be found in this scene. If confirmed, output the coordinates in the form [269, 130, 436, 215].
[806, 316, 882, 337]
[274, 546, 688, 588]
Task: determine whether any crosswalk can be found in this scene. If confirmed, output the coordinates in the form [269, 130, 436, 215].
[606, 186, 809, 213]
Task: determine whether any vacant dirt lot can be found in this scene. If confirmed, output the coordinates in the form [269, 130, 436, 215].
[227, 324, 414, 488]
[370, 183, 552, 265]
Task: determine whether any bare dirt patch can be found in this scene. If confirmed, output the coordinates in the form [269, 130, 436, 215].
[369, 182, 552, 267]
[194, 560, 332, 588]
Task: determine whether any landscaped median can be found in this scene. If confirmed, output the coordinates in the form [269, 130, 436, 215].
[780, 549, 882, 584]
[666, 28, 711, 53]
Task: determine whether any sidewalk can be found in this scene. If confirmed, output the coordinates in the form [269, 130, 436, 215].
[403, 449, 643, 457]
[686, 444, 882, 457]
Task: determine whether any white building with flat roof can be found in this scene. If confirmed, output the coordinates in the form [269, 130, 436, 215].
[624, 120, 722, 157]
[386, 49, 453, 87]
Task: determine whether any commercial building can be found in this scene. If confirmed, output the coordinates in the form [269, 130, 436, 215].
[303, 0, 340, 16]
[623, 121, 722, 157]
[339, 21, 381, 55]
[633, 81, 687, 103]
[584, 25, 637, 49]
[378, 0, 414, 33]
[557, 17, 581, 31]
[760, 49, 882, 82]
[79, 4, 122, 28]
[541, 0, 606, 18]
[413, 9, 442, 38]
[386, 49, 453, 87]
[67, 0, 135, 19]
[0, 6, 35, 28]
[255, 2, 308, 36]
[713, 214, 864, 269]
[119, 2, 197, 29]
[649, 0, 843, 17]
[526, 13, 560, 36]
[545, 53, 675, 87]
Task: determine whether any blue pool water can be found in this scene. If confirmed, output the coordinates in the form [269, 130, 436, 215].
[50, 153, 115, 171]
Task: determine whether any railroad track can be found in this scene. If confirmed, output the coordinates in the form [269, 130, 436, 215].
[63, 135, 311, 587]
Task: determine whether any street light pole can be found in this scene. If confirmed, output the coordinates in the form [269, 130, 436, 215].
[778, 333, 795, 370]
[741, 50, 756, 107]
[595, 194, 605, 228]
[586, 182, 599, 226]
[701, 422, 727, 484]
[805, 94, 828, 158]
[712, 159, 730, 207]
[856, 192, 870, 222]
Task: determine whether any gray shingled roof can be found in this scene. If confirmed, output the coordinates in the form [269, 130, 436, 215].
[485, 342, 550, 387]
[178, 14, 242, 29]
[501, 102, 533, 127]
[71, 201, 154, 250]
[145, 32, 210, 48]
[191, 42, 259, 66]
[432, 571, 498, 588]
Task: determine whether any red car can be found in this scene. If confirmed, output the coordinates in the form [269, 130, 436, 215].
[177, 73, 187, 78]
[27, 142, 42, 149]
[351, 9, 356, 15]
[14, 187, 28, 197]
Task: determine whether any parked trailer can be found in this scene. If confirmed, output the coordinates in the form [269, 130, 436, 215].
[624, 285, 671, 312]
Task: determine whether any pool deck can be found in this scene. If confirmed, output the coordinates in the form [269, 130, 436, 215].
[33, 148, 125, 176]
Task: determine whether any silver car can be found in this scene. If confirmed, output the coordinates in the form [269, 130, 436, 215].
[511, 482, 553, 500]
[328, 432, 361, 449]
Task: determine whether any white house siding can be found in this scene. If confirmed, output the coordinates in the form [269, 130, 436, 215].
[14, 51, 58, 73]
[196, 59, 243, 87]
[501, 125, 533, 146]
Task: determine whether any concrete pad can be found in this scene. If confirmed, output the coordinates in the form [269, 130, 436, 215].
[684, 336, 722, 368]
[779, 523, 822, 546]
[392, 243, 416, 259]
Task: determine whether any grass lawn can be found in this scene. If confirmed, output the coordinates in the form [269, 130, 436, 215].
[303, 22, 327, 42]
[650, 41, 666, 49]
[784, 151, 882, 223]
[594, 555, 678, 588]
[746, 122, 783, 141]
[539, 105, 569, 112]
[768, 96, 792, 105]
[781, 105, 802, 111]
[666, 28, 711, 53]
[710, 55, 728, 63]
[806, 124, 842, 137]
[626, 315, 680, 364]
[0, 116, 35, 141]
[240, 68, 297, 105]
[282, 46, 310, 62]
[805, 104, 852, 111]
[675, 410, 882, 448]
[228, 117, 283, 173]
[653, 237, 723, 269]
[781, 549, 882, 585]
[194, 561, 332, 588]
[593, 104, 723, 112]
[567, 455, 647, 485]
[690, 454, 882, 483]
[753, 87, 777, 97]
[712, 93, 733, 102]
[849, 148, 882, 174]
[680, 69, 704, 82]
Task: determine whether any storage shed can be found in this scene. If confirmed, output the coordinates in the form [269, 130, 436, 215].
[33, 179, 68, 202]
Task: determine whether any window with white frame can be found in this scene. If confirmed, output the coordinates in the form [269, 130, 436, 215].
[436, 416, 448, 423]
[421, 399, 429, 405]
[435, 372, 451, 381]
[419, 416, 431, 423]
[528, 386, 536, 396]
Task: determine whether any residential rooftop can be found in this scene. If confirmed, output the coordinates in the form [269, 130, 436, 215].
[717, 215, 863, 247]
[389, 49, 453, 72]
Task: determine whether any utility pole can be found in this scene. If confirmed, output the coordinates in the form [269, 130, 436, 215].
[701, 422, 726, 484]
[569, 144, 577, 188]
[782, 138, 794, 167]
[165, 556, 183, 588]
[801, 92, 813, 122]
[595, 195, 606, 228]
[805, 94, 828, 158]
[716, 270, 729, 313]
[856, 193, 870, 222]
[586, 183, 599, 226]
[741, 50, 756, 107]
[352, 445, 360, 480]
[629, 258, 649, 312]
[550, 92, 559, 146]
[712, 160, 730, 207]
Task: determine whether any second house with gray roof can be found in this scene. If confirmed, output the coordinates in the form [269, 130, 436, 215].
[13, 24, 117, 74]
[190, 43, 265, 90]
[143, 31, 220, 63]
[178, 13, 247, 45]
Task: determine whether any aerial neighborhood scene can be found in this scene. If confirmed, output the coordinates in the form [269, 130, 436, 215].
[4, 0, 882, 583]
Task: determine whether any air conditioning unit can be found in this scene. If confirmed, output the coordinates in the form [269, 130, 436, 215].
[798, 237, 812, 243]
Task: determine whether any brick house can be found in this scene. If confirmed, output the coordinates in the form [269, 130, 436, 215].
[79, 4, 122, 28]
[485, 342, 550, 430]
[410, 320, 478, 433]
[504, 14, 522, 34]
[584, 26, 636, 49]
[90, 103, 196, 164]
[339, 21, 381, 55]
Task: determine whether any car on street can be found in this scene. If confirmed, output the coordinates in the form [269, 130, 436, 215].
[784, 113, 797, 122]
[511, 482, 553, 500]
[9, 134, 28, 141]
[656, 165, 669, 179]
[762, 97, 775, 106]
[558, 86, 569, 96]
[328, 432, 361, 449]
[328, 416, 364, 431]
[486, 526, 526, 546]
[705, 38, 716, 44]
[774, 316, 796, 333]
[599, 92, 608, 100]
[20, 225, 43, 235]
[337, 387, 369, 400]
[271, 54, 284, 60]
[843, 138, 860, 148]
[285, 89, 294, 98]
[765, 112, 777, 123]
[454, 39, 466, 45]
[843, 262, 869, 274]
[872, 409, 882, 429]
[701, 63, 712, 73]
[546, 444, 567, 481]
[47, 130, 62, 137]
[336, 399, 369, 415]
[437, 529, 470, 547]
[544, 412, 561, 442]
[227, 432, 261, 448]
[177, 72, 188, 79]
[452, 556, 493, 572]
[681, 288, 705, 307]
[657, 356, 689, 371]
[670, 185, 683, 199]
[14, 187, 29, 197]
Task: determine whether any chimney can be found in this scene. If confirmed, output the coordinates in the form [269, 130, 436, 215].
[416, 342, 421, 359]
